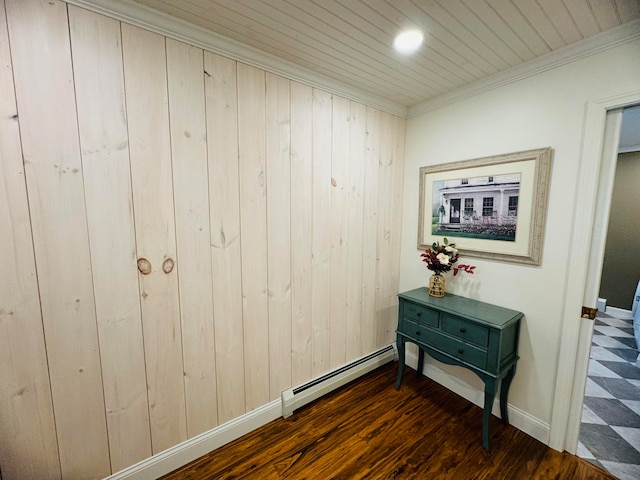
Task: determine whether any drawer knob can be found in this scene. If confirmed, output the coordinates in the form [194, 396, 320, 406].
[415, 331, 421, 336]
[416, 312, 422, 317]
[458, 349, 464, 354]
[459, 327, 466, 333]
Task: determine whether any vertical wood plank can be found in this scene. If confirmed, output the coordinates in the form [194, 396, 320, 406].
[166, 38, 218, 437]
[329, 95, 350, 369]
[373, 114, 405, 350]
[290, 82, 314, 385]
[311, 89, 333, 377]
[361, 107, 380, 355]
[389, 116, 406, 339]
[0, 1, 60, 478]
[345, 102, 366, 360]
[121, 23, 187, 453]
[374, 112, 397, 349]
[266, 72, 292, 399]
[68, 6, 152, 471]
[204, 52, 246, 423]
[237, 63, 269, 409]
[5, 1, 111, 477]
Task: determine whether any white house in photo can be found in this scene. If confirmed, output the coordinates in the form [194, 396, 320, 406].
[436, 174, 521, 227]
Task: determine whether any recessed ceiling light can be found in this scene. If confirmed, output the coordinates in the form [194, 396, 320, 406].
[393, 29, 424, 54]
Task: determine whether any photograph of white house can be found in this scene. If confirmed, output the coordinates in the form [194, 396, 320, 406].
[432, 173, 521, 241]
[1, 1, 639, 479]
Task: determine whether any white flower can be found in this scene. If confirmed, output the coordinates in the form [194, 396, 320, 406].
[436, 253, 450, 265]
[445, 245, 458, 254]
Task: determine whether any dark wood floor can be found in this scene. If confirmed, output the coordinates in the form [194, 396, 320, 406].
[161, 362, 617, 479]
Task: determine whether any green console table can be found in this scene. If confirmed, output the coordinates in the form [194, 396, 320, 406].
[395, 287, 523, 451]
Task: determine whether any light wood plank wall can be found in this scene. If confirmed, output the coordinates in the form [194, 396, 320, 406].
[0, 1, 405, 478]
[68, 7, 152, 472]
[0, 2, 61, 479]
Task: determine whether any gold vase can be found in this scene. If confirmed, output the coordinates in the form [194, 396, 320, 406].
[428, 273, 445, 298]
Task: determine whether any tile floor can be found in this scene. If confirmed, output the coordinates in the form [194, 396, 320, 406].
[578, 310, 640, 480]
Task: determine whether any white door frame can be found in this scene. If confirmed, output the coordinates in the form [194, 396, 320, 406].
[549, 89, 640, 452]
[563, 106, 624, 454]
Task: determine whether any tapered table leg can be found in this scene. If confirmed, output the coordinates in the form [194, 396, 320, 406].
[483, 379, 497, 451]
[500, 366, 516, 425]
[395, 335, 405, 390]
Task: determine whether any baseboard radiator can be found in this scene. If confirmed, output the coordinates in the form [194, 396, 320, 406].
[281, 344, 397, 418]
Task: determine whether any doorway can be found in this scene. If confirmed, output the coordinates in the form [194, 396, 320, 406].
[549, 92, 640, 460]
[575, 105, 640, 478]
[450, 199, 461, 223]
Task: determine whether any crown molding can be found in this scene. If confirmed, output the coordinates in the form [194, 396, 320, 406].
[63, 0, 408, 118]
[408, 19, 640, 118]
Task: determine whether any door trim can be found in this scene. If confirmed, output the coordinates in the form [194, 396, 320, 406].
[564, 107, 623, 454]
[549, 90, 640, 451]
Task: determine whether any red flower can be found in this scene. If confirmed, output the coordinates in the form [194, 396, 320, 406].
[453, 264, 476, 276]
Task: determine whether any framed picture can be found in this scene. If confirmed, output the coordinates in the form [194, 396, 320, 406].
[418, 148, 552, 265]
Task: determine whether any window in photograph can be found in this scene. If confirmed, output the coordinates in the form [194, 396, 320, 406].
[482, 197, 494, 217]
[508, 196, 519, 216]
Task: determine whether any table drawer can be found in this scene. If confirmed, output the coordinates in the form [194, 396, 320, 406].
[434, 331, 488, 369]
[402, 319, 488, 370]
[441, 314, 489, 347]
[403, 301, 439, 327]
[401, 318, 440, 345]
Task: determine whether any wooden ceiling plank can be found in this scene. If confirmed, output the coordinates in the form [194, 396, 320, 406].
[366, 0, 490, 78]
[512, 0, 568, 49]
[356, 0, 486, 84]
[562, 0, 601, 37]
[143, 0, 426, 100]
[614, 0, 640, 24]
[188, 1, 418, 94]
[437, 0, 524, 66]
[272, 0, 455, 93]
[537, 0, 584, 44]
[299, 0, 474, 92]
[486, 0, 551, 56]
[214, 0, 446, 97]
[402, 0, 508, 72]
[461, 0, 537, 62]
[137, 0, 433, 105]
[368, 0, 498, 76]
[181, 0, 487, 86]
[587, 0, 621, 30]
[329, 0, 477, 90]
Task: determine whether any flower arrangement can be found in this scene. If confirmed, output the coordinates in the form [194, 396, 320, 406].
[420, 238, 476, 276]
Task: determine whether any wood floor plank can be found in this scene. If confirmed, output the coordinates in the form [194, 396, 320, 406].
[160, 363, 617, 480]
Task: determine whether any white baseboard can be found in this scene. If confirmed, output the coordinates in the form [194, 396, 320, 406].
[605, 306, 634, 320]
[106, 349, 549, 479]
[104, 400, 281, 480]
[105, 347, 395, 479]
[405, 350, 550, 446]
